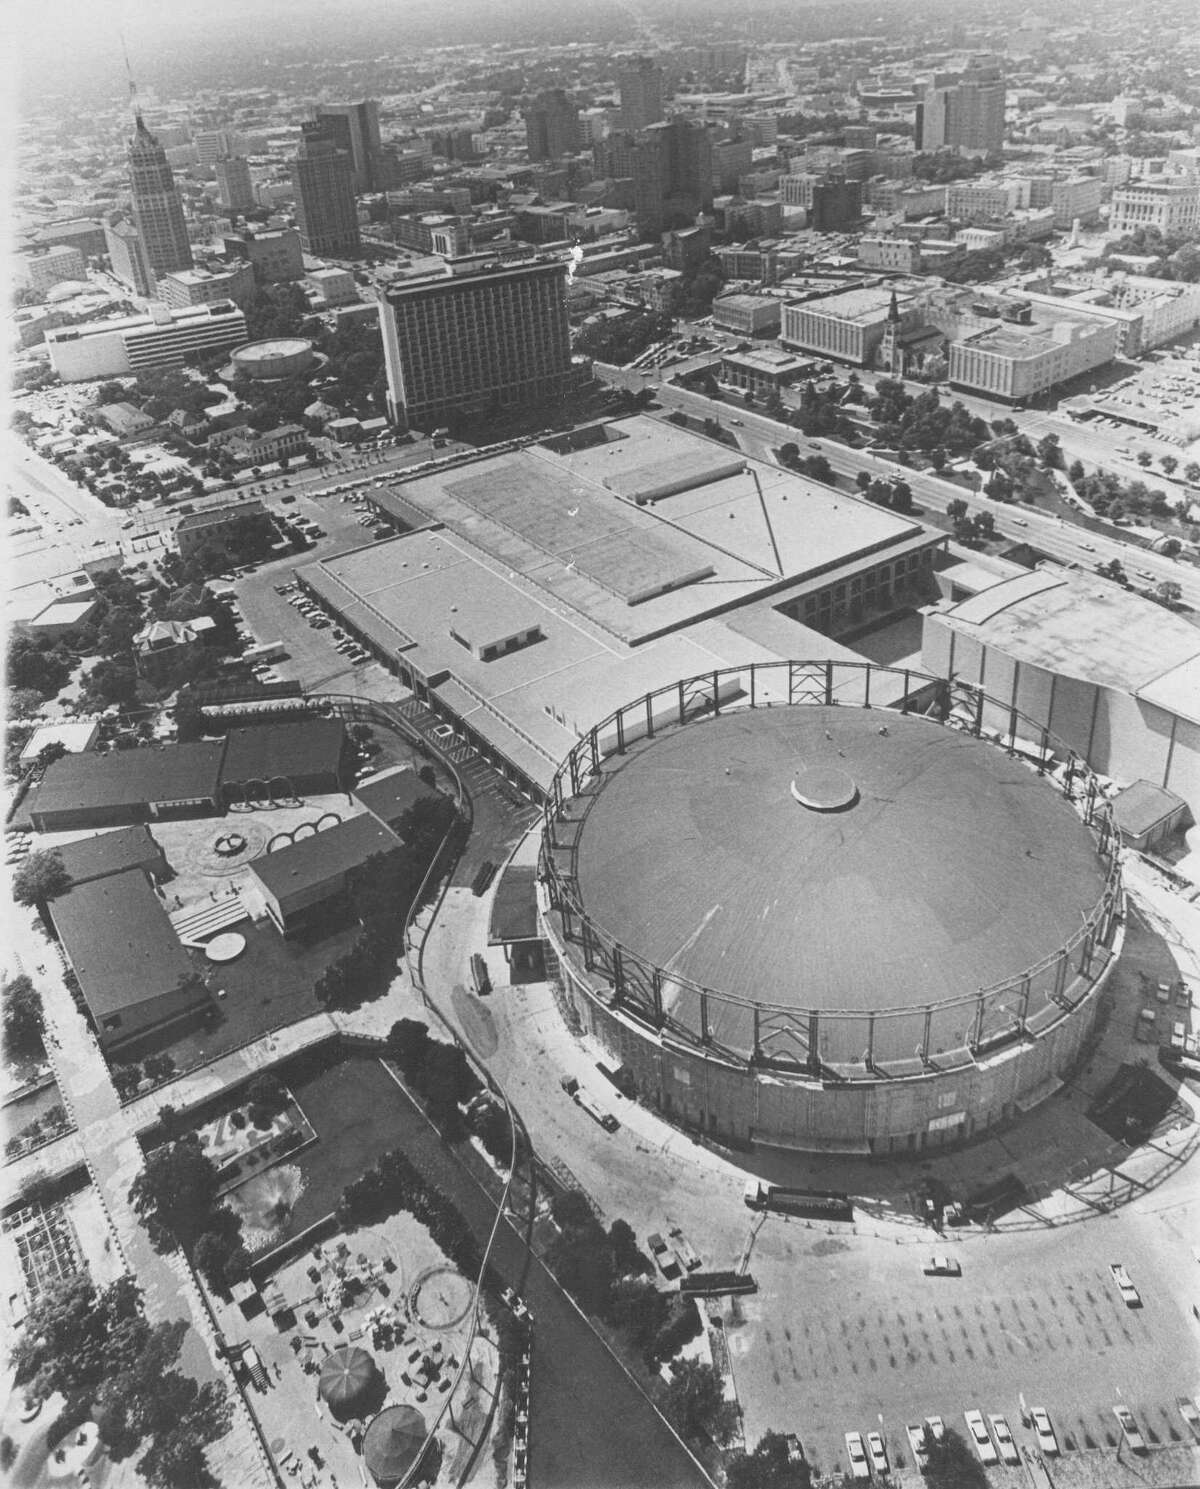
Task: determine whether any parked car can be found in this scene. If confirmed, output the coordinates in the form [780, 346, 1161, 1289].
[1177, 1397, 1200, 1439]
[844, 1432, 870, 1481]
[924, 1255, 961, 1276]
[1110, 1263, 1141, 1307]
[964, 1410, 997, 1464]
[647, 1233, 680, 1281]
[1113, 1405, 1146, 1453]
[923, 1416, 945, 1444]
[1030, 1407, 1059, 1455]
[906, 1423, 929, 1471]
[989, 1414, 1019, 1465]
[866, 1431, 888, 1475]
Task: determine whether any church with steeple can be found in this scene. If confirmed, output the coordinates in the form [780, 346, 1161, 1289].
[877, 289, 904, 376]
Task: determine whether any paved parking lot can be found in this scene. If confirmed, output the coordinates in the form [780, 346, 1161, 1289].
[729, 1200, 1200, 1482]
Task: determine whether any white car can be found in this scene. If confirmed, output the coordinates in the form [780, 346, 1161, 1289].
[1113, 1405, 1146, 1453]
[866, 1431, 888, 1475]
[964, 1410, 997, 1464]
[923, 1255, 961, 1276]
[1030, 1407, 1059, 1455]
[1177, 1397, 1200, 1439]
[923, 1416, 945, 1444]
[989, 1414, 1019, 1465]
[906, 1423, 929, 1470]
[1110, 1263, 1141, 1307]
[844, 1431, 870, 1480]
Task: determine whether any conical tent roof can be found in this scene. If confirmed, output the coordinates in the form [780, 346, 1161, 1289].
[363, 1404, 427, 1484]
[318, 1345, 377, 1410]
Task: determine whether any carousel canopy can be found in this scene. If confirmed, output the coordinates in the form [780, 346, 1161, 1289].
[363, 1404, 427, 1484]
[318, 1345, 377, 1410]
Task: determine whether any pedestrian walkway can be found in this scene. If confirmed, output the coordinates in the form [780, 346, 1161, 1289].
[10, 908, 274, 1489]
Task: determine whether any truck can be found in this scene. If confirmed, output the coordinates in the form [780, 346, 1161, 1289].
[574, 1089, 619, 1132]
[679, 1270, 757, 1299]
[243, 641, 287, 664]
[743, 1180, 854, 1222]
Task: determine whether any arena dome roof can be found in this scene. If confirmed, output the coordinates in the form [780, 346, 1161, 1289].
[573, 706, 1108, 1031]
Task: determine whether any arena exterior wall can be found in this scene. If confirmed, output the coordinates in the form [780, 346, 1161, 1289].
[539, 661, 1125, 1155]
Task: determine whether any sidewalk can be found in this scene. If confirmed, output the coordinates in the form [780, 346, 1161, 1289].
[9, 907, 274, 1489]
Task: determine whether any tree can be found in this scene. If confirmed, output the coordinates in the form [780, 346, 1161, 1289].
[1068, 458, 1086, 484]
[925, 1426, 988, 1488]
[1154, 580, 1183, 606]
[801, 453, 834, 484]
[928, 447, 947, 472]
[656, 1359, 739, 1448]
[1184, 462, 1200, 483]
[1160, 454, 1178, 475]
[37, 739, 69, 770]
[1037, 433, 1061, 468]
[891, 478, 913, 512]
[726, 1432, 812, 1489]
[778, 442, 799, 467]
[12, 849, 71, 907]
[12, 1274, 160, 1409]
[946, 498, 968, 522]
[192, 1213, 252, 1293]
[245, 1072, 287, 1126]
[387, 1018, 433, 1077]
[855, 470, 872, 491]
[3, 974, 45, 1060]
[1136, 450, 1153, 467]
[608, 1217, 648, 1277]
[128, 1135, 220, 1254]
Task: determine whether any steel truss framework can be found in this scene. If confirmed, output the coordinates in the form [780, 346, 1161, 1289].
[540, 661, 1122, 1083]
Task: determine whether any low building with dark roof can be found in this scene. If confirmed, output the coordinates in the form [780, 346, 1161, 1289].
[353, 768, 436, 831]
[218, 718, 349, 803]
[487, 863, 542, 975]
[248, 813, 402, 935]
[30, 742, 226, 831]
[1111, 780, 1190, 853]
[52, 825, 169, 887]
[48, 869, 209, 1048]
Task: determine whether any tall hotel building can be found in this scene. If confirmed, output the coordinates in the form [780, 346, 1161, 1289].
[128, 114, 194, 279]
[918, 67, 1005, 156]
[379, 258, 572, 430]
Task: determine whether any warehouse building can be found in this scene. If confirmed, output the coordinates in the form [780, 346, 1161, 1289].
[922, 566, 1200, 819]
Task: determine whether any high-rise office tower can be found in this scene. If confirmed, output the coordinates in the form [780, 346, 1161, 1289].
[214, 156, 256, 215]
[313, 101, 383, 193]
[618, 57, 665, 131]
[128, 114, 194, 280]
[380, 258, 572, 430]
[293, 131, 361, 257]
[918, 66, 1005, 155]
[614, 118, 712, 233]
[524, 90, 579, 162]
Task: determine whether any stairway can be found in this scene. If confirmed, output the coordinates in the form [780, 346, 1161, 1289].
[170, 894, 250, 947]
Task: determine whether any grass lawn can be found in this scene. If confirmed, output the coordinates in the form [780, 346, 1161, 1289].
[230, 1053, 425, 1247]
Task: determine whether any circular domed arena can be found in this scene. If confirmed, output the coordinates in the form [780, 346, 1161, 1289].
[540, 661, 1124, 1155]
[228, 337, 317, 381]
